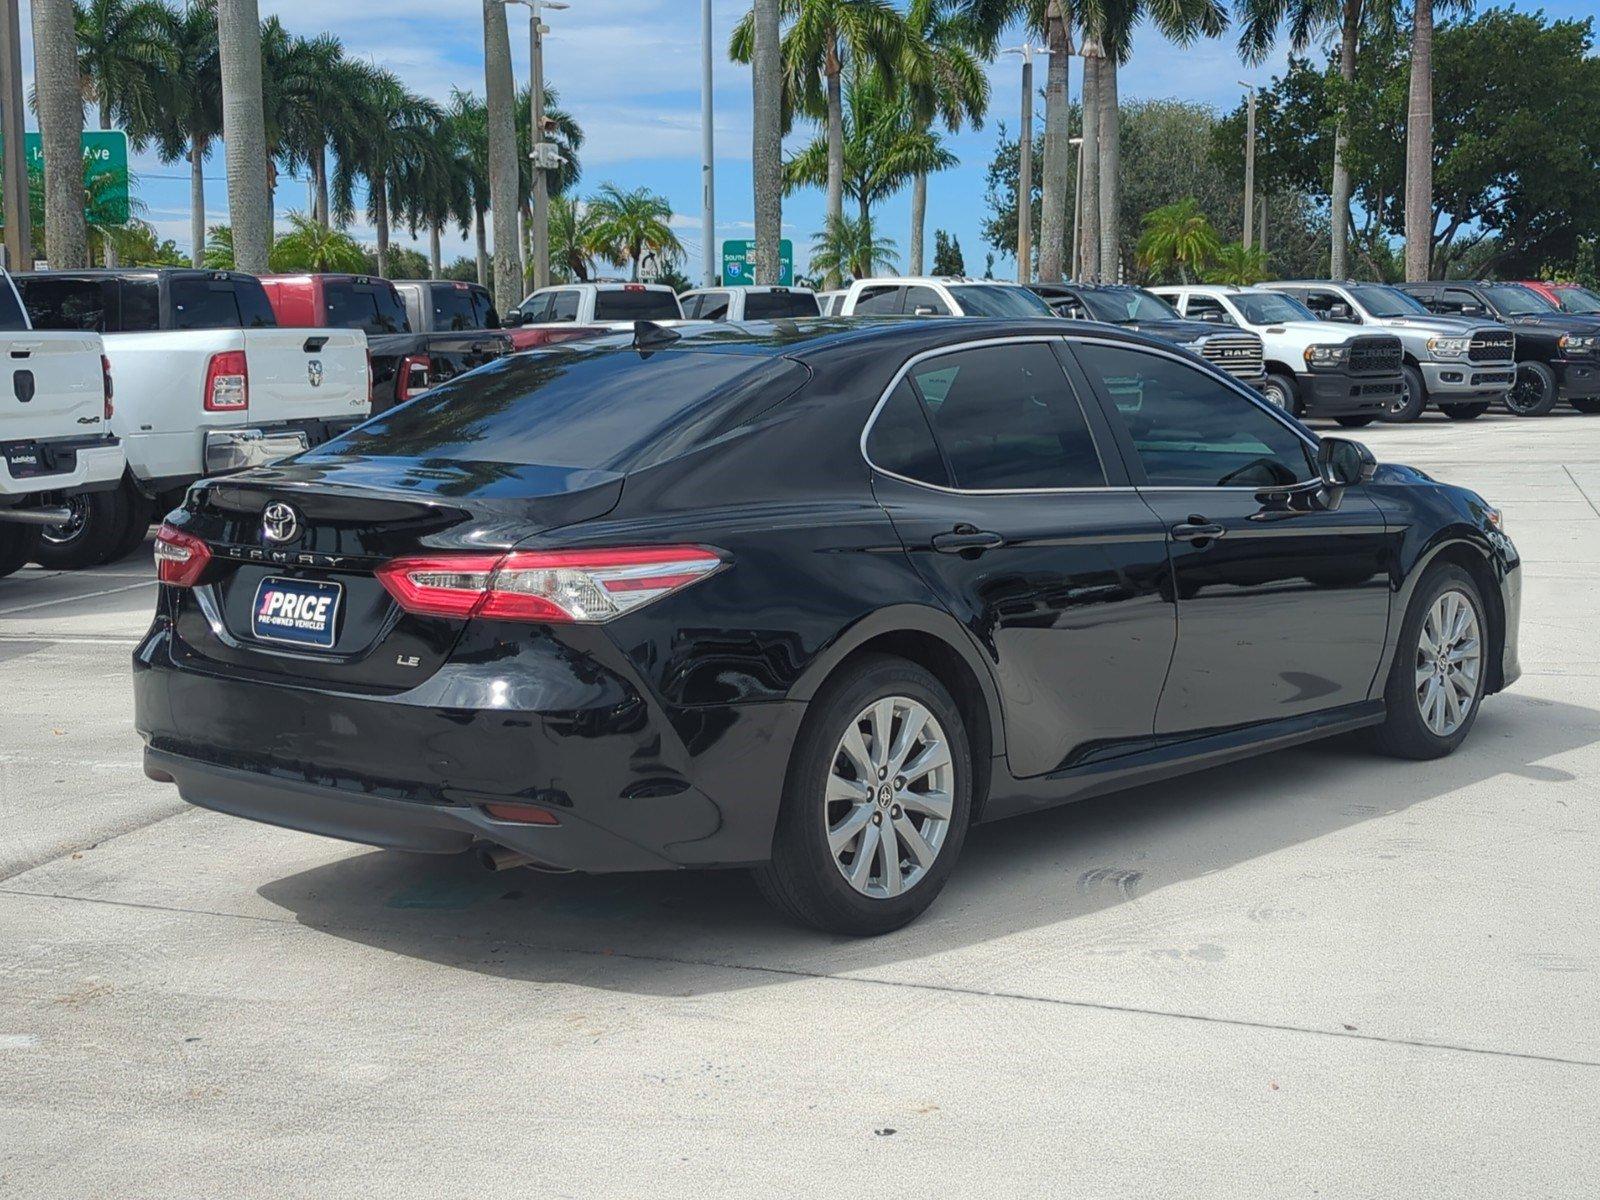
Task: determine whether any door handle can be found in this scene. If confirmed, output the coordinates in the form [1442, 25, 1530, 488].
[932, 526, 1005, 554]
[1171, 517, 1226, 543]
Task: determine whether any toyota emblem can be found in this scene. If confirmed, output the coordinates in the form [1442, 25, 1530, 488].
[262, 501, 301, 544]
[307, 359, 324, 388]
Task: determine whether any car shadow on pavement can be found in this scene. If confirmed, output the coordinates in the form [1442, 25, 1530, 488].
[256, 690, 1596, 996]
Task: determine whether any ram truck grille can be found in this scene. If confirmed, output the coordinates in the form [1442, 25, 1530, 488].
[1348, 336, 1403, 374]
[1468, 331, 1516, 363]
[1198, 333, 1265, 378]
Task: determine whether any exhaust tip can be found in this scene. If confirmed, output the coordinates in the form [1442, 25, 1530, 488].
[474, 844, 536, 873]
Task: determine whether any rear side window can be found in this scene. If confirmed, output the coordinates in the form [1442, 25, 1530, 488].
[14, 276, 109, 331]
[0, 280, 25, 331]
[684, 292, 729, 320]
[901, 342, 1106, 490]
[853, 286, 901, 315]
[322, 348, 808, 473]
[593, 289, 680, 320]
[866, 380, 949, 486]
[119, 279, 160, 330]
[744, 291, 819, 319]
[169, 276, 277, 329]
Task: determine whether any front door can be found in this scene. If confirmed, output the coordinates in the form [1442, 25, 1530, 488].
[866, 338, 1176, 777]
[1069, 338, 1395, 734]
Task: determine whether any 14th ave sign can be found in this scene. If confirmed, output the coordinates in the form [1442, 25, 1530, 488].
[0, 130, 130, 225]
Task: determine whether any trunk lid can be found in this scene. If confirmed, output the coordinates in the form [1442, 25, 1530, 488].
[242, 328, 370, 425]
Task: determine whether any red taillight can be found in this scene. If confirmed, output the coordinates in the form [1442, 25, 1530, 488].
[153, 523, 212, 587]
[395, 353, 431, 404]
[203, 350, 248, 411]
[101, 354, 113, 420]
[375, 546, 722, 623]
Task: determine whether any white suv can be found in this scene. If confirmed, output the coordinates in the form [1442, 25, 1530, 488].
[837, 277, 1056, 319]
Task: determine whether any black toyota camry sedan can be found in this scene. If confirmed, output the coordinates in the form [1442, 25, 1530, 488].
[135, 318, 1520, 935]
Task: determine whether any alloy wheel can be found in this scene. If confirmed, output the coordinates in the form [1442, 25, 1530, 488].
[40, 494, 89, 547]
[826, 695, 954, 899]
[1415, 588, 1482, 737]
[1506, 370, 1544, 415]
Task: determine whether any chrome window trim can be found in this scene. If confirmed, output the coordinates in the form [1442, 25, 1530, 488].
[858, 333, 1321, 497]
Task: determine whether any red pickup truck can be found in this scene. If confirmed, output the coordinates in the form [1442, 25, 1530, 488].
[1515, 280, 1600, 317]
[260, 274, 510, 413]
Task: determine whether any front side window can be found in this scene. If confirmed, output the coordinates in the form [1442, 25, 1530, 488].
[895, 342, 1105, 490]
[549, 291, 580, 322]
[853, 286, 902, 315]
[1075, 342, 1315, 489]
[1183, 295, 1234, 325]
[13, 277, 108, 331]
[902, 286, 951, 317]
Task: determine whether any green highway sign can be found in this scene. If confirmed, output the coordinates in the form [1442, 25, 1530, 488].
[0, 130, 130, 226]
[722, 238, 793, 287]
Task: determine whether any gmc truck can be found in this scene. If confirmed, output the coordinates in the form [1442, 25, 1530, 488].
[1395, 281, 1600, 417]
[260, 273, 510, 414]
[0, 268, 123, 577]
[15, 269, 368, 567]
[1264, 281, 1515, 422]
[1029, 282, 1270, 392]
[1152, 284, 1404, 425]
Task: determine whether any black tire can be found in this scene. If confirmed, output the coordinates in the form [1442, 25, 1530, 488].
[1569, 397, 1600, 414]
[1381, 363, 1428, 423]
[1444, 402, 1490, 421]
[1372, 563, 1488, 760]
[101, 484, 154, 564]
[0, 522, 41, 579]
[1505, 361, 1559, 417]
[32, 486, 133, 569]
[1259, 373, 1298, 416]
[1335, 415, 1376, 428]
[754, 653, 973, 936]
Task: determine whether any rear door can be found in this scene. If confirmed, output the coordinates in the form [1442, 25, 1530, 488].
[1069, 338, 1394, 734]
[866, 337, 1175, 778]
[1, 332, 106, 443]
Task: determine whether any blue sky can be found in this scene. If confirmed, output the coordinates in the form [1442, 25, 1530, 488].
[18, 0, 1596, 278]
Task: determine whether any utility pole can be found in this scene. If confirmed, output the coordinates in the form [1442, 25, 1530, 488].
[701, 0, 715, 286]
[0, 0, 30, 269]
[1003, 42, 1042, 283]
[1239, 81, 1256, 251]
[507, 0, 566, 293]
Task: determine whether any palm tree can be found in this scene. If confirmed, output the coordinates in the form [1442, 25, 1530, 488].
[258, 27, 352, 230]
[548, 193, 602, 282]
[330, 66, 441, 278]
[482, 0, 521, 315]
[32, 0, 89, 267]
[1136, 196, 1221, 282]
[149, 1, 221, 267]
[1203, 241, 1269, 283]
[268, 210, 365, 271]
[809, 212, 897, 280]
[216, 0, 270, 270]
[902, 0, 990, 274]
[447, 89, 492, 285]
[1403, 0, 1431, 280]
[731, 0, 907, 289]
[201, 222, 235, 268]
[750, 0, 783, 284]
[586, 183, 683, 280]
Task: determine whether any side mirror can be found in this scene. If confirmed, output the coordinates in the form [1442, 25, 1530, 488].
[1317, 437, 1377, 487]
[913, 305, 939, 317]
[1460, 303, 1485, 317]
[1328, 303, 1356, 323]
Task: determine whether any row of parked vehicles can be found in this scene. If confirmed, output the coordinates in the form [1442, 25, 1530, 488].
[4, 261, 1597, 583]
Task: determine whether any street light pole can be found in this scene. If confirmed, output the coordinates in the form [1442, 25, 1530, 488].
[0, 0, 31, 270]
[1003, 42, 1042, 283]
[1239, 80, 1256, 252]
[701, 0, 715, 286]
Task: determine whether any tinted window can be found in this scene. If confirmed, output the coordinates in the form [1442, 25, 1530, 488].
[470, 288, 497, 328]
[430, 283, 482, 330]
[853, 286, 901, 315]
[1481, 284, 1552, 315]
[1075, 342, 1315, 488]
[1079, 289, 1177, 323]
[14, 276, 110, 331]
[549, 291, 580, 322]
[324, 281, 405, 334]
[900, 286, 950, 317]
[865, 379, 950, 486]
[1554, 286, 1600, 315]
[0, 278, 25, 331]
[1437, 289, 1479, 314]
[169, 276, 275, 329]
[323, 348, 807, 472]
[118, 279, 160, 331]
[744, 290, 819, 319]
[1183, 295, 1233, 323]
[947, 285, 1054, 318]
[906, 343, 1104, 490]
[520, 293, 553, 323]
[593, 289, 681, 320]
[686, 292, 729, 320]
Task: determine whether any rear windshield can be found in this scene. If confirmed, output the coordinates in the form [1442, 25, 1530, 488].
[319, 347, 807, 473]
[325, 280, 410, 333]
[594, 289, 681, 320]
[430, 283, 495, 330]
[171, 275, 277, 329]
[744, 291, 819, 319]
[14, 276, 107, 330]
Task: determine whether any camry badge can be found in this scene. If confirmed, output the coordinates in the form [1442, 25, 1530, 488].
[262, 501, 301, 544]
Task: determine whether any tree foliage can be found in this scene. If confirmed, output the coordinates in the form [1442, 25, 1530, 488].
[932, 228, 965, 274]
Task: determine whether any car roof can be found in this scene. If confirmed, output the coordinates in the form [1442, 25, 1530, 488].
[853, 276, 1030, 288]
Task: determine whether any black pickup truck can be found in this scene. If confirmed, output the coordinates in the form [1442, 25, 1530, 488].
[1396, 281, 1600, 416]
[260, 274, 510, 414]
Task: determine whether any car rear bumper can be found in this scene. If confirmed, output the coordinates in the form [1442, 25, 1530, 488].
[132, 619, 802, 872]
[0, 436, 123, 499]
[1420, 361, 1515, 400]
[1295, 369, 1403, 416]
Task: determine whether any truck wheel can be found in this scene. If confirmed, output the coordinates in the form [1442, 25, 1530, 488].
[1444, 402, 1490, 421]
[1570, 398, 1600, 414]
[0, 523, 42, 579]
[1505, 362, 1558, 417]
[1382, 364, 1428, 423]
[1259, 373, 1298, 415]
[101, 483, 154, 564]
[33, 488, 133, 570]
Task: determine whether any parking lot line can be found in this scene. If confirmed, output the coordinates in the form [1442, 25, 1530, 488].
[0, 578, 156, 617]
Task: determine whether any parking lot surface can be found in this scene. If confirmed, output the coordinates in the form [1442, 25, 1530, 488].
[3, 410, 1598, 1197]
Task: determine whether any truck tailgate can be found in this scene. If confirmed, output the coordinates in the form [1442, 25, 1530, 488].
[2, 331, 106, 441]
[242, 328, 369, 425]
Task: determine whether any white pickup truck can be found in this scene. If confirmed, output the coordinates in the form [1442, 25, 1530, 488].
[679, 285, 821, 321]
[501, 282, 687, 348]
[14, 269, 368, 568]
[0, 269, 124, 578]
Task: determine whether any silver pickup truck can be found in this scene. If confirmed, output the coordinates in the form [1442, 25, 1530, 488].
[1265, 281, 1517, 422]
